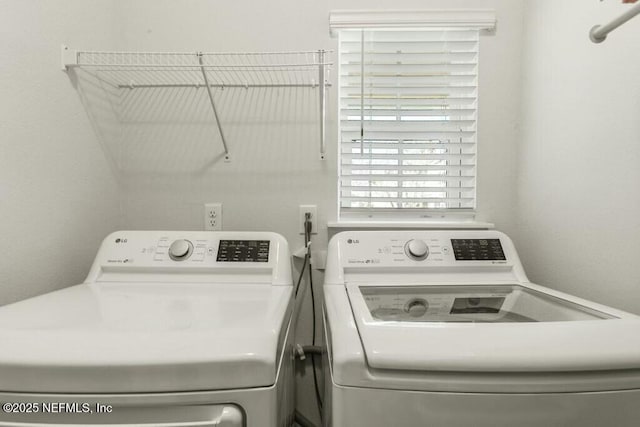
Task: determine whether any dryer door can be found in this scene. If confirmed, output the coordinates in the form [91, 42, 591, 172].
[0, 403, 242, 426]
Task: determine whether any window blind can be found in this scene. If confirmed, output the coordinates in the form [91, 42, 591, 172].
[339, 29, 478, 216]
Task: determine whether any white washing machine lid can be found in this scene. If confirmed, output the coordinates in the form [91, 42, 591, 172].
[347, 282, 640, 373]
[0, 282, 292, 393]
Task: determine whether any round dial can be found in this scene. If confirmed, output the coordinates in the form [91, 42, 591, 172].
[405, 239, 429, 260]
[404, 298, 429, 317]
[168, 239, 193, 261]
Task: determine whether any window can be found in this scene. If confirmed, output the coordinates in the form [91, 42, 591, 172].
[333, 11, 494, 221]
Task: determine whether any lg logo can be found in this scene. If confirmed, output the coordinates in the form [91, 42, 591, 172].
[347, 239, 360, 244]
[115, 238, 128, 244]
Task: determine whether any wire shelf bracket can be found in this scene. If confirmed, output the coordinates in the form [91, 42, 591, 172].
[62, 45, 333, 161]
[197, 52, 229, 160]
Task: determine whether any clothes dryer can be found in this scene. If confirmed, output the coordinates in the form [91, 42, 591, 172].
[0, 231, 294, 427]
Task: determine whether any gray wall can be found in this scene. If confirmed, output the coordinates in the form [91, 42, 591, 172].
[6, 0, 640, 425]
[516, 0, 640, 314]
[0, 1, 121, 306]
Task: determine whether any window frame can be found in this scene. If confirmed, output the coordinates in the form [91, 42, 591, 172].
[330, 10, 496, 224]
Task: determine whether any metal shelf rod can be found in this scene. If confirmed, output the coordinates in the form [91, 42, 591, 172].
[78, 63, 327, 69]
[590, 2, 640, 43]
[198, 53, 230, 161]
[72, 49, 325, 56]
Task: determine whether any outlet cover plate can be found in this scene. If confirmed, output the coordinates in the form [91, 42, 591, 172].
[204, 203, 222, 231]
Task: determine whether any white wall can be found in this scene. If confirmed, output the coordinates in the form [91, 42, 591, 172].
[103, 0, 525, 422]
[0, 0, 526, 423]
[4, 0, 640, 422]
[0, 1, 121, 306]
[517, 0, 640, 314]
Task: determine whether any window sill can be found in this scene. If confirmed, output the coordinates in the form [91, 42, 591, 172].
[327, 221, 494, 230]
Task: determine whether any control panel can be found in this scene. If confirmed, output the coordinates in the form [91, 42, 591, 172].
[329, 230, 517, 271]
[339, 237, 509, 266]
[326, 231, 528, 294]
[84, 231, 292, 286]
[102, 236, 273, 265]
[451, 239, 505, 261]
[90, 231, 288, 269]
[217, 240, 270, 263]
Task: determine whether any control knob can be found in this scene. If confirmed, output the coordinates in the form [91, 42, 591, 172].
[405, 239, 429, 260]
[404, 298, 429, 317]
[168, 239, 193, 261]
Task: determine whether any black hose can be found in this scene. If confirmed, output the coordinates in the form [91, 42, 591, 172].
[294, 252, 309, 298]
[309, 261, 323, 417]
[304, 214, 323, 420]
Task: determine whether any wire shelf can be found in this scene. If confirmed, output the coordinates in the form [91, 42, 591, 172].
[62, 47, 333, 160]
[68, 50, 332, 89]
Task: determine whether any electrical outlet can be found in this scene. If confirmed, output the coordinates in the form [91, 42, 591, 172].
[204, 203, 223, 231]
[299, 205, 318, 234]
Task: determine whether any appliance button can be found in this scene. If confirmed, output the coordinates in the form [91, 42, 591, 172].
[168, 239, 194, 261]
[405, 239, 429, 260]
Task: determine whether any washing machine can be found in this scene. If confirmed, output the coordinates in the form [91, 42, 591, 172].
[323, 230, 640, 427]
[0, 231, 294, 426]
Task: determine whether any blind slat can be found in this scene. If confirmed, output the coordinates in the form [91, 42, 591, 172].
[341, 131, 475, 141]
[342, 121, 476, 129]
[342, 152, 475, 160]
[341, 110, 476, 118]
[342, 164, 475, 171]
[349, 197, 473, 203]
[342, 140, 474, 146]
[342, 185, 475, 191]
[341, 94, 476, 101]
[342, 171, 475, 178]
[342, 98, 477, 107]
[340, 85, 477, 90]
